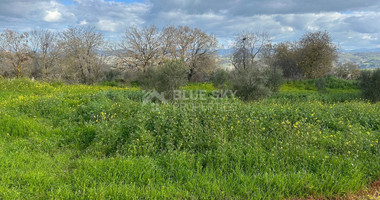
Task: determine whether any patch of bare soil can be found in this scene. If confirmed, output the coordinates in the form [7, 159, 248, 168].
[290, 178, 380, 200]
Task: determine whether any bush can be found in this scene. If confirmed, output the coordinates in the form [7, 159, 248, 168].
[230, 66, 281, 101]
[100, 81, 119, 87]
[211, 68, 230, 89]
[139, 60, 188, 99]
[359, 69, 380, 102]
[324, 75, 358, 90]
[264, 67, 283, 92]
[315, 77, 327, 92]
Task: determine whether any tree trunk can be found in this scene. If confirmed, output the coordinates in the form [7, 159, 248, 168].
[187, 68, 194, 82]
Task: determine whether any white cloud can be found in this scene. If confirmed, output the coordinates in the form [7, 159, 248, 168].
[1, 0, 380, 50]
[44, 10, 62, 22]
[281, 26, 294, 32]
[361, 34, 378, 41]
[97, 19, 119, 32]
[79, 20, 88, 25]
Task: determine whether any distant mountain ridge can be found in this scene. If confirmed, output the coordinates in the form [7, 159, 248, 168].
[339, 52, 380, 69]
[341, 48, 380, 53]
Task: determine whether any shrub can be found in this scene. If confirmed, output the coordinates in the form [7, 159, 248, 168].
[230, 66, 280, 101]
[264, 67, 283, 92]
[137, 69, 156, 90]
[139, 60, 188, 99]
[324, 75, 358, 90]
[100, 81, 119, 87]
[315, 77, 327, 92]
[359, 69, 380, 102]
[211, 68, 230, 89]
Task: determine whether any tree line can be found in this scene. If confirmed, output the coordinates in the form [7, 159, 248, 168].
[0, 26, 218, 84]
[1, 25, 364, 99]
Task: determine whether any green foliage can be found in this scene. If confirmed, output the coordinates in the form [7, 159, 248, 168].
[281, 76, 359, 93]
[264, 67, 283, 92]
[315, 77, 327, 92]
[230, 66, 282, 101]
[99, 81, 119, 87]
[139, 60, 188, 98]
[180, 82, 215, 92]
[359, 69, 380, 102]
[279, 77, 361, 102]
[230, 67, 270, 101]
[324, 75, 358, 90]
[280, 79, 316, 92]
[0, 78, 379, 199]
[210, 68, 230, 89]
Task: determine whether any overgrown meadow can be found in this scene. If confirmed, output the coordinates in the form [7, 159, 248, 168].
[0, 78, 379, 199]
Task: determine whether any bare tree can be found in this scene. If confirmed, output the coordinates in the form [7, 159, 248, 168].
[0, 30, 30, 78]
[333, 62, 360, 80]
[186, 27, 218, 81]
[232, 32, 271, 72]
[120, 26, 161, 72]
[120, 25, 218, 81]
[174, 26, 194, 61]
[161, 26, 218, 81]
[59, 26, 104, 84]
[29, 29, 59, 79]
[159, 26, 178, 64]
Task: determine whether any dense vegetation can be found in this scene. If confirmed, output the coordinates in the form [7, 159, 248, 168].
[359, 69, 380, 102]
[0, 78, 379, 199]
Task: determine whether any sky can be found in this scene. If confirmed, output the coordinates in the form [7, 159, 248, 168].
[0, 0, 379, 50]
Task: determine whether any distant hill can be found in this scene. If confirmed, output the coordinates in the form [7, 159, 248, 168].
[342, 48, 380, 53]
[338, 52, 380, 69]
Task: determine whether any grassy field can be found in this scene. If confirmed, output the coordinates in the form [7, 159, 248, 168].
[0, 78, 379, 199]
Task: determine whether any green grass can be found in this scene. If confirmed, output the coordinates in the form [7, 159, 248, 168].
[276, 76, 361, 103]
[181, 82, 216, 92]
[0, 78, 379, 199]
